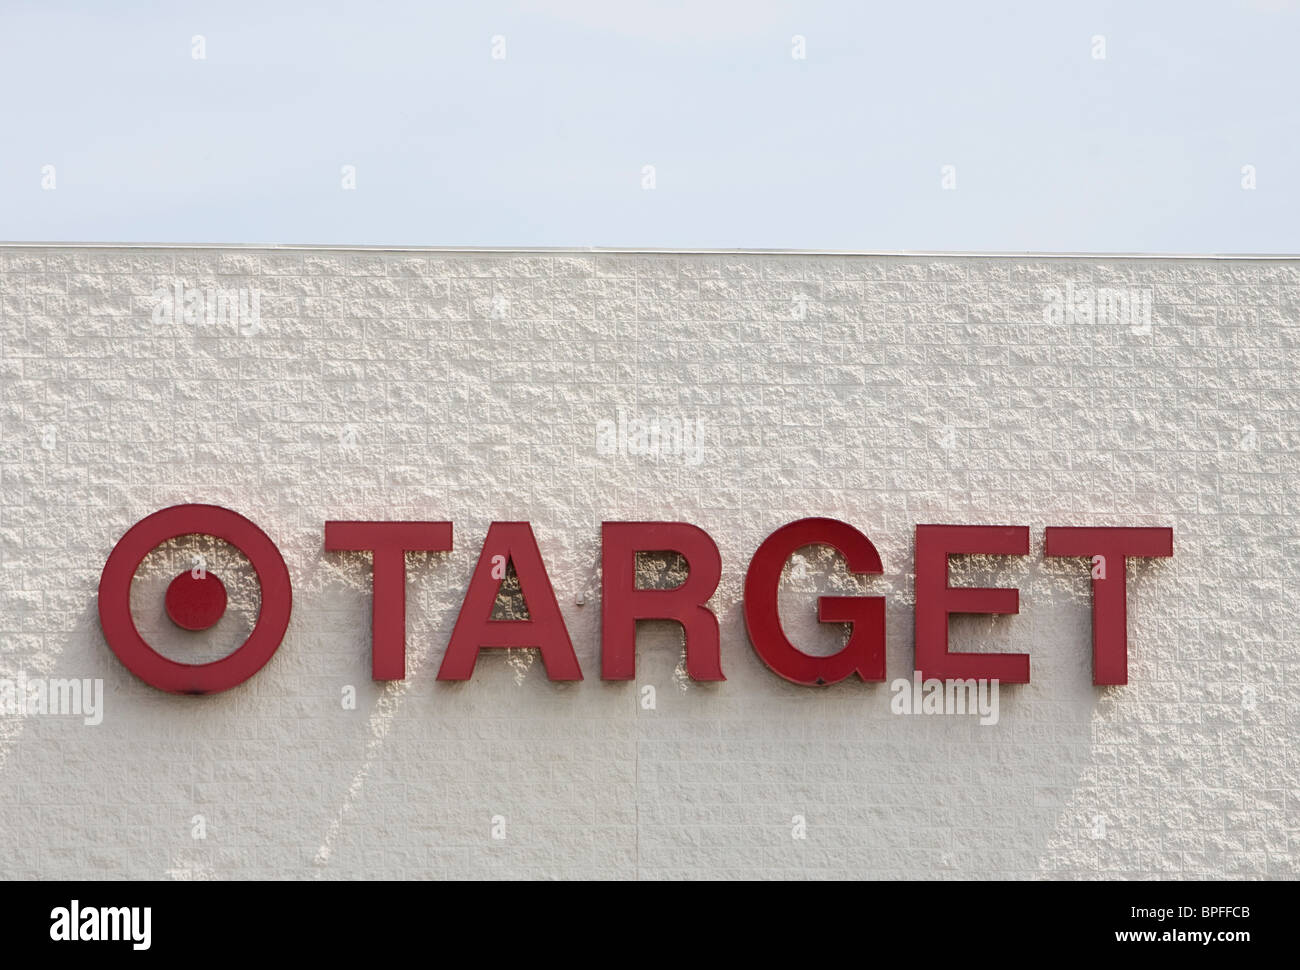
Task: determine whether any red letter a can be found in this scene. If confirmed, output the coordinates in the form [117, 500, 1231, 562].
[437, 522, 582, 681]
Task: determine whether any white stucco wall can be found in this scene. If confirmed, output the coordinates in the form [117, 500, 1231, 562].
[0, 245, 1295, 879]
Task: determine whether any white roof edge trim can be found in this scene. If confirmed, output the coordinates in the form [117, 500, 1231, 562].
[0, 242, 1297, 260]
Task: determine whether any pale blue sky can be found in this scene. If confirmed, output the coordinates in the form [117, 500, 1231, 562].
[1, 0, 1295, 252]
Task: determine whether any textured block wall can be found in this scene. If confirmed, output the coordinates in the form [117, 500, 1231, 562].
[0, 245, 1295, 879]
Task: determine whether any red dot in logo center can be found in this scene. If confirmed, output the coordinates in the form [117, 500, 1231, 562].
[165, 572, 228, 631]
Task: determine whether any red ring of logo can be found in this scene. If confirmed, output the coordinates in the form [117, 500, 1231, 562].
[98, 504, 292, 694]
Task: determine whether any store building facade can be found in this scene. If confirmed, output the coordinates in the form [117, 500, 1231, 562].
[0, 245, 1294, 878]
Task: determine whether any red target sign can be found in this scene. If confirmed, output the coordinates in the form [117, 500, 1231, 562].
[99, 505, 1172, 694]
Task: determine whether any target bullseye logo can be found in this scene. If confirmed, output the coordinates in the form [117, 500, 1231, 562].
[98, 505, 292, 694]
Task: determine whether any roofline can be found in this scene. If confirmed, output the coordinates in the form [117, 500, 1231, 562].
[0, 241, 1297, 260]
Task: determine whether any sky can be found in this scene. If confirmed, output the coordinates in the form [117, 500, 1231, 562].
[0, 0, 1296, 252]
